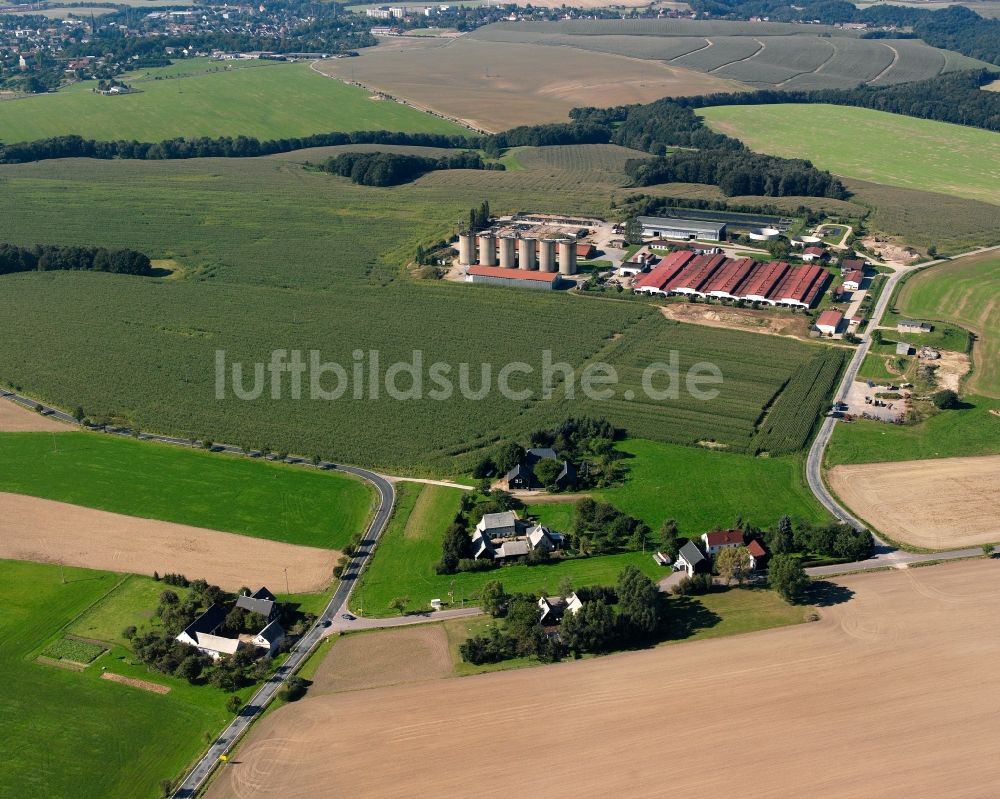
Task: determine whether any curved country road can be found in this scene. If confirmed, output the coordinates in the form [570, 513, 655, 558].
[0, 389, 397, 798]
[804, 245, 1000, 562]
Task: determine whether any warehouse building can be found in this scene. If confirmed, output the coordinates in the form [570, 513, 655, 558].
[467, 265, 561, 290]
[637, 216, 727, 242]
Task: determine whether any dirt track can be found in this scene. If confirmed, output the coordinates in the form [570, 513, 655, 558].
[0, 492, 338, 591]
[0, 400, 70, 432]
[209, 561, 1000, 799]
[829, 456, 1000, 549]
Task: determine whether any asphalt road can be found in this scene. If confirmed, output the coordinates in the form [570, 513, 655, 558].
[0, 389, 397, 798]
[804, 244, 1000, 557]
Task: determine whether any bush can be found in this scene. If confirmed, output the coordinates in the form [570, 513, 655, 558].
[932, 389, 960, 409]
[671, 573, 714, 596]
[278, 675, 308, 702]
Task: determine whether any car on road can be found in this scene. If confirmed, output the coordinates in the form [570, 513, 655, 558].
[341, 613, 356, 621]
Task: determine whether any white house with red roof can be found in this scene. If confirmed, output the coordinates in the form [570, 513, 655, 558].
[842, 270, 864, 291]
[800, 246, 829, 263]
[701, 529, 745, 557]
[746, 539, 769, 570]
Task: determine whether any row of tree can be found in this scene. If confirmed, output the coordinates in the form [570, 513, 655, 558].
[321, 151, 497, 186]
[0, 130, 476, 164]
[0, 243, 152, 277]
[625, 150, 846, 198]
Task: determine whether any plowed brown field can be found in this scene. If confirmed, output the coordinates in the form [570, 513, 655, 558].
[0, 492, 338, 591]
[208, 560, 1000, 798]
[829, 455, 1000, 549]
[0, 399, 69, 432]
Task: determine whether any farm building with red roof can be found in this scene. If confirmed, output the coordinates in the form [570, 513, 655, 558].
[632, 250, 694, 295]
[769, 264, 829, 308]
[701, 529, 745, 556]
[703, 257, 756, 300]
[816, 309, 844, 335]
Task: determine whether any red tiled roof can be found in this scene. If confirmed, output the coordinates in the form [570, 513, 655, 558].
[817, 309, 844, 328]
[703, 529, 744, 547]
[468, 265, 559, 283]
[843, 270, 863, 284]
[662, 253, 726, 293]
[740, 261, 789, 299]
[703, 257, 755, 296]
[770, 264, 826, 304]
[633, 250, 695, 291]
[803, 246, 827, 257]
[747, 540, 767, 558]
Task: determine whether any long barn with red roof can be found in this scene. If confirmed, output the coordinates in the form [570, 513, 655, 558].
[632, 253, 829, 309]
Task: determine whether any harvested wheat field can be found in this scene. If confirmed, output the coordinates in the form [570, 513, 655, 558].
[0, 399, 69, 432]
[0, 492, 338, 591]
[829, 456, 1000, 549]
[316, 38, 746, 131]
[311, 627, 452, 695]
[209, 561, 1000, 799]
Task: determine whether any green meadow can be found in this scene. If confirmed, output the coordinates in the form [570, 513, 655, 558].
[0, 59, 465, 143]
[701, 104, 1000, 207]
[0, 432, 373, 548]
[895, 252, 1000, 397]
[350, 482, 665, 616]
[0, 561, 231, 799]
[826, 394, 1000, 465]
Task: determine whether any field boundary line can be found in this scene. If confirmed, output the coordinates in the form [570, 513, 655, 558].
[709, 37, 765, 73]
[866, 42, 899, 84]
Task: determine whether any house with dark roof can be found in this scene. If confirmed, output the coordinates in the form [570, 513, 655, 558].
[538, 592, 584, 624]
[236, 586, 279, 621]
[471, 518, 564, 562]
[175, 589, 285, 659]
[504, 447, 577, 491]
[701, 529, 745, 557]
[675, 540, 708, 577]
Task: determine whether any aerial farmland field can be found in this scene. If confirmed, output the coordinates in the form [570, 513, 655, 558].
[0, 150, 837, 472]
[895, 251, 1000, 397]
[0, 432, 372, 548]
[0, 560, 233, 799]
[701, 104, 1000, 207]
[207, 562, 1000, 799]
[466, 20, 985, 90]
[0, 58, 465, 143]
[315, 36, 747, 130]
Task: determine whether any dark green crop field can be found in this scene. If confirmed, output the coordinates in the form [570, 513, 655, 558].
[0, 151, 835, 471]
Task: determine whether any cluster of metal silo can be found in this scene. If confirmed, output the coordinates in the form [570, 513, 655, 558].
[456, 231, 578, 275]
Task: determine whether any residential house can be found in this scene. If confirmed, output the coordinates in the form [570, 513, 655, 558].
[746, 539, 769, 571]
[675, 540, 707, 577]
[503, 448, 577, 491]
[471, 514, 563, 562]
[701, 529, 745, 557]
[840, 258, 867, 275]
[475, 511, 518, 540]
[236, 586, 279, 621]
[800, 247, 829, 263]
[842, 270, 864, 291]
[538, 592, 583, 624]
[175, 588, 285, 659]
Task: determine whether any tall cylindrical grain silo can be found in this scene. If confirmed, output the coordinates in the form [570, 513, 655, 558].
[477, 233, 496, 266]
[518, 237, 537, 271]
[498, 236, 516, 269]
[538, 239, 556, 273]
[457, 233, 473, 266]
[558, 239, 578, 275]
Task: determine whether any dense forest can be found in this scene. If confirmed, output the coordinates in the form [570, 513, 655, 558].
[0, 243, 152, 276]
[625, 151, 846, 198]
[482, 122, 611, 156]
[686, 1, 1000, 65]
[322, 151, 498, 186]
[0, 130, 475, 164]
